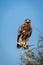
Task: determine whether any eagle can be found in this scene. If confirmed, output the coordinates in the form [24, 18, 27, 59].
[17, 19, 32, 49]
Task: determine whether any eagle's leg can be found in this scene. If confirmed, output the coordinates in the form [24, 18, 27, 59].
[22, 39, 29, 49]
[23, 42, 28, 49]
[17, 41, 28, 49]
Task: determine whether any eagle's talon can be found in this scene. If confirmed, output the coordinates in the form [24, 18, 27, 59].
[23, 44, 28, 49]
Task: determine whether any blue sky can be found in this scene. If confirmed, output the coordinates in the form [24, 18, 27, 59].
[0, 0, 43, 65]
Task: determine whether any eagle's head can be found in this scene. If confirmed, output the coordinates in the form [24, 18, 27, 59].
[25, 19, 31, 24]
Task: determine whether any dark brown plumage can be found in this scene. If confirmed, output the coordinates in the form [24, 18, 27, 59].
[17, 19, 32, 49]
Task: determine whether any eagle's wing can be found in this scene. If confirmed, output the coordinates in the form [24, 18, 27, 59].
[27, 26, 32, 38]
[17, 25, 23, 42]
